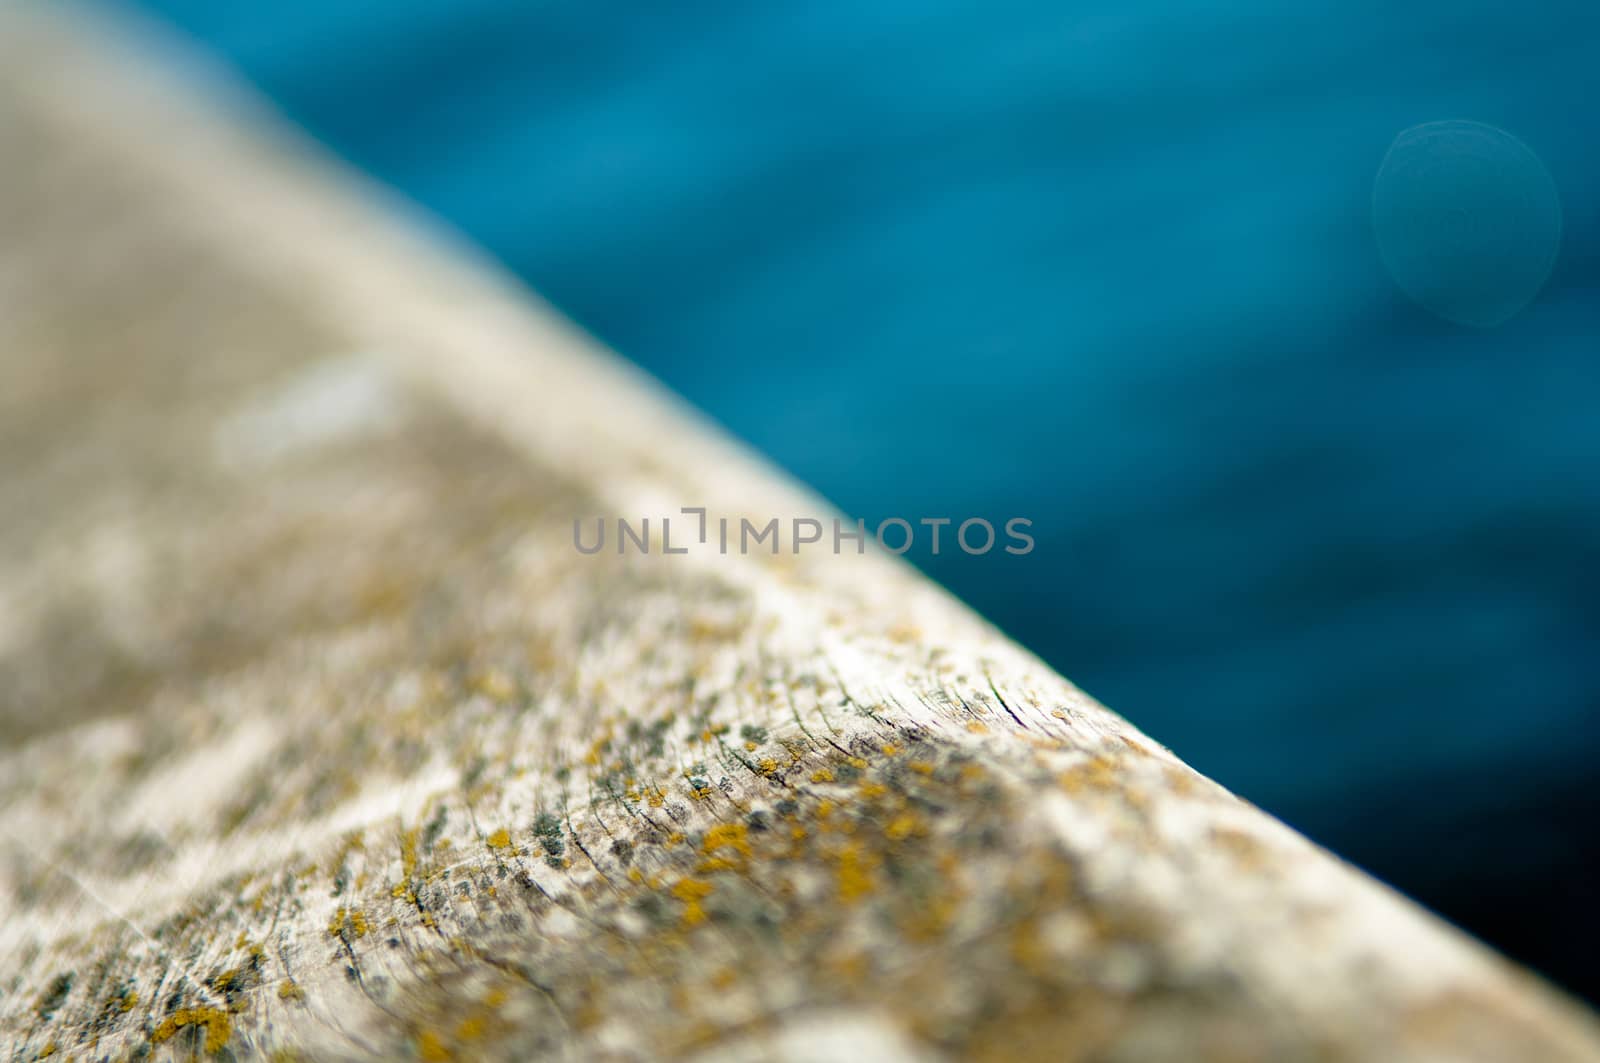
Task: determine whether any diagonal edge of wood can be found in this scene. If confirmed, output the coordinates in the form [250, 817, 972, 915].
[0, 2, 1596, 1060]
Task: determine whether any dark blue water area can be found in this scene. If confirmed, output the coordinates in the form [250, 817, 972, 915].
[126, 0, 1600, 994]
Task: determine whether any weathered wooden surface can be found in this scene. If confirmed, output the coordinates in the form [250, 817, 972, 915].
[1, 3, 1598, 1060]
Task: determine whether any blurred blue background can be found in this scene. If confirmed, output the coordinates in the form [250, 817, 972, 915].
[127, 0, 1600, 998]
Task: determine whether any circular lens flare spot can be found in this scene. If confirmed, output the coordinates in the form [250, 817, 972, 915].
[1372, 120, 1561, 328]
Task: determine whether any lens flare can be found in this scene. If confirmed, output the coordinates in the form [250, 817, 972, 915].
[1372, 120, 1561, 328]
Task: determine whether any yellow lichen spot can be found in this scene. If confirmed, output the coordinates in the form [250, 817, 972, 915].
[810, 768, 835, 783]
[473, 670, 515, 701]
[151, 1006, 232, 1053]
[744, 741, 759, 752]
[486, 829, 512, 851]
[584, 730, 613, 767]
[757, 758, 779, 776]
[908, 760, 936, 775]
[826, 949, 871, 985]
[1059, 754, 1119, 795]
[120, 990, 139, 1012]
[816, 800, 835, 820]
[1210, 826, 1268, 872]
[847, 756, 869, 770]
[400, 826, 421, 879]
[966, 721, 990, 734]
[327, 907, 370, 939]
[881, 743, 902, 755]
[858, 782, 889, 800]
[884, 813, 923, 841]
[701, 823, 751, 859]
[887, 623, 921, 643]
[1011, 919, 1055, 977]
[278, 980, 304, 1002]
[672, 877, 716, 927]
[416, 1029, 451, 1062]
[711, 967, 738, 990]
[834, 844, 876, 903]
[38, 1044, 56, 1058]
[690, 616, 737, 641]
[666, 832, 686, 847]
[899, 891, 960, 940]
[484, 988, 509, 1008]
[456, 1016, 486, 1041]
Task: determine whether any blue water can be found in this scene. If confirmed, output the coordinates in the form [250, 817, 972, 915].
[128, 0, 1600, 993]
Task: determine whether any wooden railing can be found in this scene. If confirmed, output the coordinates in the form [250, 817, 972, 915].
[2, 4, 1597, 1059]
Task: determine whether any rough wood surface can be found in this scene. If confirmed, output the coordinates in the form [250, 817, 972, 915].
[2, 3, 1598, 1060]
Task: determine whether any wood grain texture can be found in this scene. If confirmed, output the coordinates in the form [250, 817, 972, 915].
[2, 3, 1598, 1060]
